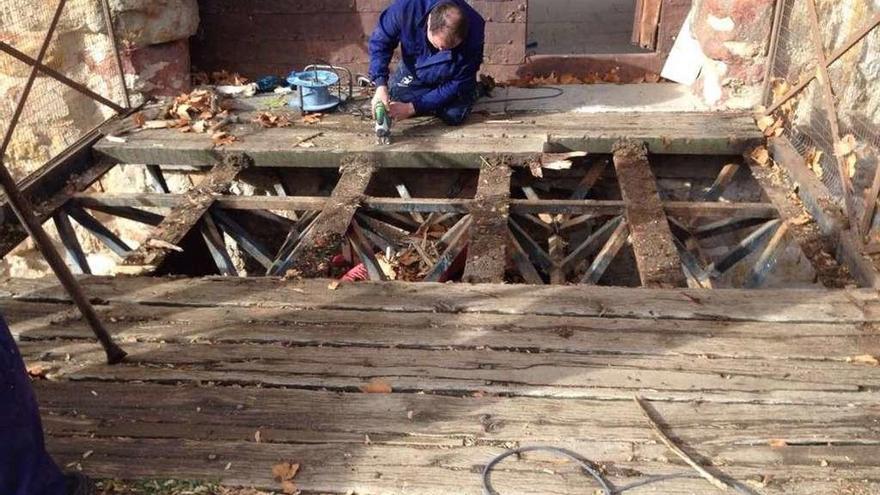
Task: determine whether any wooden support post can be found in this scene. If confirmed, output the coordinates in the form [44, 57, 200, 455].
[83, 204, 164, 226]
[570, 160, 607, 200]
[746, 221, 790, 288]
[507, 230, 543, 284]
[349, 222, 387, 282]
[673, 237, 712, 289]
[707, 219, 781, 277]
[703, 163, 740, 201]
[424, 215, 471, 282]
[396, 183, 425, 224]
[509, 217, 554, 273]
[612, 141, 686, 288]
[548, 235, 566, 284]
[146, 165, 170, 194]
[212, 209, 274, 270]
[122, 154, 247, 274]
[273, 157, 375, 277]
[200, 214, 238, 276]
[52, 208, 91, 275]
[580, 219, 629, 285]
[66, 205, 132, 258]
[560, 215, 623, 274]
[462, 159, 511, 283]
[752, 141, 879, 286]
[694, 216, 774, 240]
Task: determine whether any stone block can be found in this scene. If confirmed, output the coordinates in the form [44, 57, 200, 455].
[110, 0, 200, 48]
[121, 38, 191, 97]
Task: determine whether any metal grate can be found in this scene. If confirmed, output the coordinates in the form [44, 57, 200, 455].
[0, 0, 128, 180]
[764, 0, 880, 236]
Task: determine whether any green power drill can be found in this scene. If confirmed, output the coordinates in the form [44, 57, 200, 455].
[373, 100, 392, 145]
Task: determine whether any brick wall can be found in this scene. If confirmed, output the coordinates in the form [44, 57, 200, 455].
[191, 0, 528, 82]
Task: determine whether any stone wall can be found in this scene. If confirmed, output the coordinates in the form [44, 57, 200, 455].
[0, 0, 200, 277]
[690, 0, 774, 105]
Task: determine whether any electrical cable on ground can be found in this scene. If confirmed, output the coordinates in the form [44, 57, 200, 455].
[480, 445, 697, 495]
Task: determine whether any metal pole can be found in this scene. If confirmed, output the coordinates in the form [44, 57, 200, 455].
[98, 0, 133, 109]
[0, 0, 126, 364]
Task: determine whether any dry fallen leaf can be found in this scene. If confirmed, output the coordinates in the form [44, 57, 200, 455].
[132, 112, 146, 128]
[272, 462, 300, 482]
[528, 158, 543, 178]
[847, 354, 879, 366]
[327, 280, 340, 290]
[845, 152, 858, 179]
[755, 115, 776, 132]
[769, 439, 788, 448]
[749, 146, 771, 166]
[360, 378, 392, 394]
[280, 481, 299, 495]
[834, 134, 857, 157]
[301, 113, 323, 125]
[806, 147, 824, 179]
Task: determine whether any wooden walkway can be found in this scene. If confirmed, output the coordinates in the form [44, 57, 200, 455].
[95, 110, 762, 169]
[6, 275, 880, 494]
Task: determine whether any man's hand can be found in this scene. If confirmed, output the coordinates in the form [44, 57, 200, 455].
[389, 101, 416, 120]
[372, 85, 390, 109]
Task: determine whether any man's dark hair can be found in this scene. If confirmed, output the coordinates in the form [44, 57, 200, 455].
[428, 2, 469, 45]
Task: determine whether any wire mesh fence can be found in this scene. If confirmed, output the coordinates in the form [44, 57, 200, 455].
[0, 0, 127, 181]
[764, 0, 880, 237]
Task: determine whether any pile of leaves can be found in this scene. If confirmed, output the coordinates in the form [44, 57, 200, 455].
[96, 479, 274, 495]
[385, 219, 454, 281]
[507, 69, 661, 87]
[132, 88, 239, 146]
[252, 112, 293, 128]
[192, 70, 249, 87]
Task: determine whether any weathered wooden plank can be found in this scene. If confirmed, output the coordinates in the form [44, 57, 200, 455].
[65, 205, 132, 257]
[20, 339, 877, 396]
[92, 112, 762, 169]
[462, 160, 511, 283]
[8, 300, 878, 360]
[200, 214, 237, 276]
[34, 381, 880, 447]
[41, 436, 880, 495]
[274, 157, 375, 276]
[703, 162, 741, 201]
[581, 219, 629, 284]
[5, 275, 880, 323]
[612, 141, 686, 288]
[122, 154, 247, 273]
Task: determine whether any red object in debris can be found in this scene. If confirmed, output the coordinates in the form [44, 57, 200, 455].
[330, 254, 349, 267]
[341, 263, 368, 282]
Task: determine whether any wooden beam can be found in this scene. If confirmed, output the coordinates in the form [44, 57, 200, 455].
[462, 160, 511, 284]
[66, 205, 132, 258]
[83, 204, 164, 226]
[212, 210, 273, 270]
[349, 222, 387, 282]
[52, 207, 91, 275]
[72, 193, 777, 219]
[707, 219, 782, 277]
[570, 160, 608, 200]
[122, 153, 247, 274]
[0, 129, 114, 258]
[703, 163, 741, 201]
[507, 230, 543, 284]
[612, 141, 686, 288]
[424, 215, 471, 282]
[580, 219, 629, 285]
[509, 216, 553, 273]
[561, 215, 623, 274]
[757, 140, 880, 287]
[745, 221, 790, 289]
[200, 214, 237, 277]
[274, 157, 375, 277]
[146, 165, 170, 194]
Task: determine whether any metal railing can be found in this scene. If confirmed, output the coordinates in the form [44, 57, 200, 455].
[0, 0, 129, 363]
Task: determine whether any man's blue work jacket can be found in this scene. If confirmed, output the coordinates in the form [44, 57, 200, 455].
[368, 0, 485, 114]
